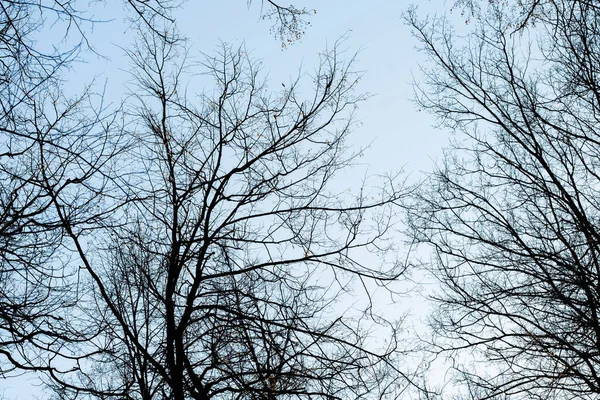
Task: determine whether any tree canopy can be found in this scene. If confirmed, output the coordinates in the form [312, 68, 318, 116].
[0, 1, 414, 399]
[408, 1, 600, 398]
[8, 0, 600, 399]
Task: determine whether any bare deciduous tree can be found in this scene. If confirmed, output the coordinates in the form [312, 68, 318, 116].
[0, 0, 323, 393]
[0, 0, 177, 382]
[32, 22, 413, 399]
[407, 2, 600, 399]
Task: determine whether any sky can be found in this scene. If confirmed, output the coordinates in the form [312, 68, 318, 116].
[71, 0, 452, 177]
[1, 1, 462, 397]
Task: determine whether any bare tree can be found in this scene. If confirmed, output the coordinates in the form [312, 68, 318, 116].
[0, 0, 178, 381]
[407, 1, 600, 399]
[0, 36, 123, 392]
[0, 0, 319, 391]
[453, 0, 596, 31]
[31, 20, 414, 398]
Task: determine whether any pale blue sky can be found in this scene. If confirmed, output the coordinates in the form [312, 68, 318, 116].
[68, 0, 450, 177]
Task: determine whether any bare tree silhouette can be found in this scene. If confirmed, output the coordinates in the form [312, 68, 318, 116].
[407, 1, 600, 398]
